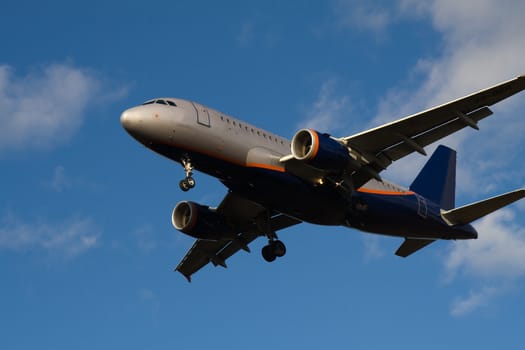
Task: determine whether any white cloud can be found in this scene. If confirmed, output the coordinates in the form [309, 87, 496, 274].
[0, 63, 99, 153]
[133, 225, 158, 254]
[237, 20, 255, 46]
[373, 0, 525, 190]
[334, 0, 393, 33]
[138, 288, 160, 315]
[335, 0, 525, 315]
[299, 79, 352, 133]
[43, 164, 102, 193]
[361, 235, 386, 261]
[49, 165, 71, 192]
[450, 286, 500, 317]
[397, 0, 525, 314]
[445, 210, 525, 281]
[0, 213, 100, 258]
[443, 209, 525, 315]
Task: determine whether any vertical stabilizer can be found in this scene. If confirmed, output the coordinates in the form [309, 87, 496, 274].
[410, 145, 456, 210]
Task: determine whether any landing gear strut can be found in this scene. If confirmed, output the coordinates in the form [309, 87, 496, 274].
[179, 157, 195, 192]
[260, 212, 287, 262]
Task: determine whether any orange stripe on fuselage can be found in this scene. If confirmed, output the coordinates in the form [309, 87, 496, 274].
[246, 162, 285, 172]
[357, 188, 415, 196]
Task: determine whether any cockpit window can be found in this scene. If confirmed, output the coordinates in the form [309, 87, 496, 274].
[142, 99, 177, 107]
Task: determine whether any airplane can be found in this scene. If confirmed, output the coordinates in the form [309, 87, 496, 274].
[121, 75, 525, 282]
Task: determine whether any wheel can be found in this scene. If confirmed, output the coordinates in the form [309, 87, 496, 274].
[179, 179, 190, 192]
[262, 245, 276, 262]
[271, 240, 286, 257]
[186, 177, 195, 188]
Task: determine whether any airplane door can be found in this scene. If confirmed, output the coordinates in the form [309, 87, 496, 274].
[416, 195, 428, 218]
[191, 102, 210, 127]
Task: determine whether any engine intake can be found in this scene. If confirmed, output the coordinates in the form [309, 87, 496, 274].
[291, 129, 356, 171]
[172, 201, 235, 240]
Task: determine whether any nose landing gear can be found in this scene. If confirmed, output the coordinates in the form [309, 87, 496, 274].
[179, 177, 195, 191]
[179, 157, 196, 192]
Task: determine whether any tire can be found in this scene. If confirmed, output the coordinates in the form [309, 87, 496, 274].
[262, 245, 276, 262]
[271, 240, 286, 257]
[186, 177, 195, 188]
[179, 180, 190, 192]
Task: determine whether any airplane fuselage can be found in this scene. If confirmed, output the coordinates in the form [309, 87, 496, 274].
[121, 98, 477, 242]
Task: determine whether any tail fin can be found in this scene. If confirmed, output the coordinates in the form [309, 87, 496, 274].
[410, 145, 456, 209]
[441, 189, 525, 225]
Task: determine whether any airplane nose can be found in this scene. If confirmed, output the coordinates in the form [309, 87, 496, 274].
[120, 108, 141, 133]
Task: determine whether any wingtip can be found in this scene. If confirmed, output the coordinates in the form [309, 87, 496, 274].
[175, 267, 192, 283]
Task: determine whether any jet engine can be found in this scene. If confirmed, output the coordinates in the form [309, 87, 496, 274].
[291, 129, 359, 171]
[171, 201, 235, 240]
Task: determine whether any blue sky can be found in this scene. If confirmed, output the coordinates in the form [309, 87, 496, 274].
[1, 1, 525, 349]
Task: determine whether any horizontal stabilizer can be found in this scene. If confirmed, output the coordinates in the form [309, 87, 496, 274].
[441, 189, 525, 226]
[395, 238, 436, 257]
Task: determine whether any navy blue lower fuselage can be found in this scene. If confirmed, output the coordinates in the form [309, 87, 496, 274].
[150, 142, 478, 242]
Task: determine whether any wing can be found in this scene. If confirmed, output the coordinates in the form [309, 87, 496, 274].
[175, 192, 301, 282]
[281, 76, 525, 189]
[342, 75, 525, 187]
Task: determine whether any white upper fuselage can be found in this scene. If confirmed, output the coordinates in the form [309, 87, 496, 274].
[120, 98, 408, 196]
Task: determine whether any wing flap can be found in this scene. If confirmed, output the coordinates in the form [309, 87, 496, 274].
[381, 107, 492, 162]
[175, 231, 261, 282]
[176, 240, 225, 282]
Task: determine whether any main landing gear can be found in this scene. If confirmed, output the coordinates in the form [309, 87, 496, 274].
[179, 157, 195, 192]
[259, 212, 287, 263]
[261, 239, 286, 262]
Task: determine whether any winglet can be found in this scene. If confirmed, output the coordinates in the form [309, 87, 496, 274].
[175, 265, 192, 282]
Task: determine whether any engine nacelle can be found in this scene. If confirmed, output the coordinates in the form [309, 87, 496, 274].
[172, 201, 235, 240]
[291, 129, 356, 171]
